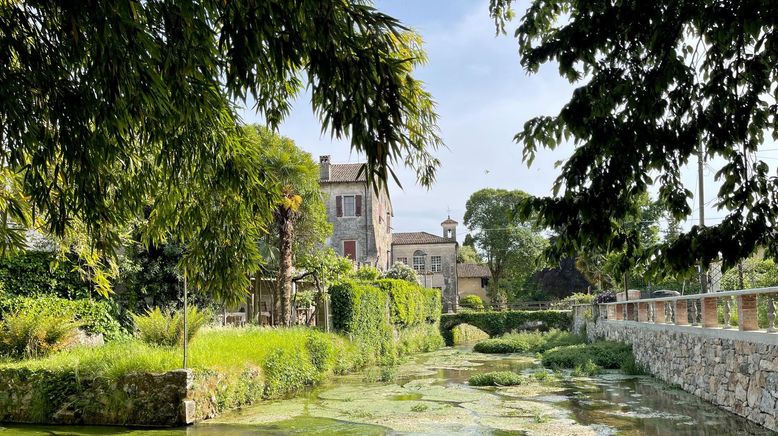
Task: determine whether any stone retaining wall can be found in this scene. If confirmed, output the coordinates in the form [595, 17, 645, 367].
[0, 368, 197, 426]
[582, 317, 778, 431]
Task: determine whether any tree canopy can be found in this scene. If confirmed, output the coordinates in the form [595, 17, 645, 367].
[1, 1, 441, 279]
[463, 188, 546, 304]
[489, 0, 778, 274]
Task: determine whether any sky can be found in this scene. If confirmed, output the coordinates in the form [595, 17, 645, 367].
[238, 1, 777, 243]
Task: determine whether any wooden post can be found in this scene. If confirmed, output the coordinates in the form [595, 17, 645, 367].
[674, 300, 689, 325]
[737, 294, 759, 331]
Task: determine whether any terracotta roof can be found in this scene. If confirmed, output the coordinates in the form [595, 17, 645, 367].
[392, 232, 456, 245]
[321, 163, 367, 183]
[441, 216, 458, 225]
[457, 263, 491, 278]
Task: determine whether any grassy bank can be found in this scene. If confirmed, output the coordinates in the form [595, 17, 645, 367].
[473, 329, 583, 353]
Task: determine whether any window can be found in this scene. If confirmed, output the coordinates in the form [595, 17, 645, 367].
[342, 195, 356, 217]
[343, 240, 357, 260]
[413, 255, 425, 273]
[336, 195, 361, 217]
[431, 256, 442, 273]
[397, 257, 407, 265]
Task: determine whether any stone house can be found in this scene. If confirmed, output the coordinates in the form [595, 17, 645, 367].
[392, 218, 459, 312]
[319, 156, 393, 270]
[457, 263, 492, 307]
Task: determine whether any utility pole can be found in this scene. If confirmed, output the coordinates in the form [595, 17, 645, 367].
[697, 142, 708, 293]
[183, 271, 188, 369]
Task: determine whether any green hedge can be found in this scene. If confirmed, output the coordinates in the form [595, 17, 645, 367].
[0, 251, 91, 299]
[439, 310, 572, 345]
[0, 295, 125, 340]
[375, 279, 441, 326]
[329, 281, 395, 365]
[329, 279, 443, 365]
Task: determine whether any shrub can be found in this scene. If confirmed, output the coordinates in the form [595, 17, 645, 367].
[397, 323, 445, 356]
[450, 323, 489, 345]
[329, 281, 396, 365]
[0, 250, 91, 299]
[473, 329, 584, 354]
[0, 311, 80, 359]
[375, 279, 441, 326]
[0, 295, 124, 340]
[132, 307, 210, 347]
[562, 293, 594, 304]
[459, 295, 485, 311]
[440, 310, 572, 344]
[354, 265, 381, 281]
[541, 341, 633, 371]
[382, 262, 418, 283]
[468, 371, 524, 386]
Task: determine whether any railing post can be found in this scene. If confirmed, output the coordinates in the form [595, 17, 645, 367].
[737, 294, 759, 331]
[637, 302, 648, 322]
[674, 300, 689, 325]
[690, 299, 698, 326]
[701, 296, 718, 328]
[654, 301, 665, 324]
[767, 295, 776, 333]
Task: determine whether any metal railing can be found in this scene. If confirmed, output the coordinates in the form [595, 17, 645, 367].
[577, 287, 778, 332]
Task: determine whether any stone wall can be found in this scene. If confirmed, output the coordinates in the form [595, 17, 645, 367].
[0, 368, 197, 426]
[584, 317, 778, 431]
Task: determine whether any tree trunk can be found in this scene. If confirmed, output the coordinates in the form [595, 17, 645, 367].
[276, 208, 295, 327]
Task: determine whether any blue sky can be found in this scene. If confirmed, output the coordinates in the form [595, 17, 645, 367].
[239, 1, 774, 242]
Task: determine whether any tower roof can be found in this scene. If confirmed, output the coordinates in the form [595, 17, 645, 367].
[441, 216, 458, 225]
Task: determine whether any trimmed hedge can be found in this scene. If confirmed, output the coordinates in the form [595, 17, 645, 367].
[0, 295, 125, 340]
[375, 278, 441, 326]
[0, 250, 91, 299]
[329, 279, 443, 365]
[329, 281, 395, 365]
[439, 310, 572, 345]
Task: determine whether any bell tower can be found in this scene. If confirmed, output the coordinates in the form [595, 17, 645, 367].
[441, 216, 458, 240]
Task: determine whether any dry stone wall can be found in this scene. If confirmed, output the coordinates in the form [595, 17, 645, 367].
[585, 318, 778, 431]
[0, 368, 198, 427]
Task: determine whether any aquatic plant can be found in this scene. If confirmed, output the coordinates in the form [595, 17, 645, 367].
[473, 329, 584, 354]
[541, 341, 633, 372]
[468, 371, 525, 386]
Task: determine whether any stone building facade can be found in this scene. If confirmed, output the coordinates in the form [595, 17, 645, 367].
[392, 218, 459, 312]
[319, 156, 393, 270]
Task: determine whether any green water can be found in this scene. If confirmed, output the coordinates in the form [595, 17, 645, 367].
[2, 346, 773, 435]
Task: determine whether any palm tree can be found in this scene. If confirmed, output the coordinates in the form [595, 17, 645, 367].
[249, 126, 325, 326]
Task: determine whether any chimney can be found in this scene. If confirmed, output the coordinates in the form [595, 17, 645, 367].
[319, 155, 331, 181]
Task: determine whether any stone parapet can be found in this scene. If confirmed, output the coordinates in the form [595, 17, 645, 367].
[585, 318, 778, 431]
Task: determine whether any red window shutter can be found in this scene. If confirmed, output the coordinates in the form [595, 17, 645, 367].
[336, 196, 342, 217]
[344, 241, 356, 260]
[355, 195, 362, 216]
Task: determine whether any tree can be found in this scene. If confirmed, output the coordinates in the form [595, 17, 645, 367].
[1, 1, 440, 293]
[248, 126, 331, 326]
[488, 1, 778, 273]
[457, 246, 483, 264]
[463, 189, 546, 305]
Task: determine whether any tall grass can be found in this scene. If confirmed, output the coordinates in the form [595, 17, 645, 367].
[132, 307, 210, 347]
[0, 311, 81, 359]
[473, 329, 584, 354]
